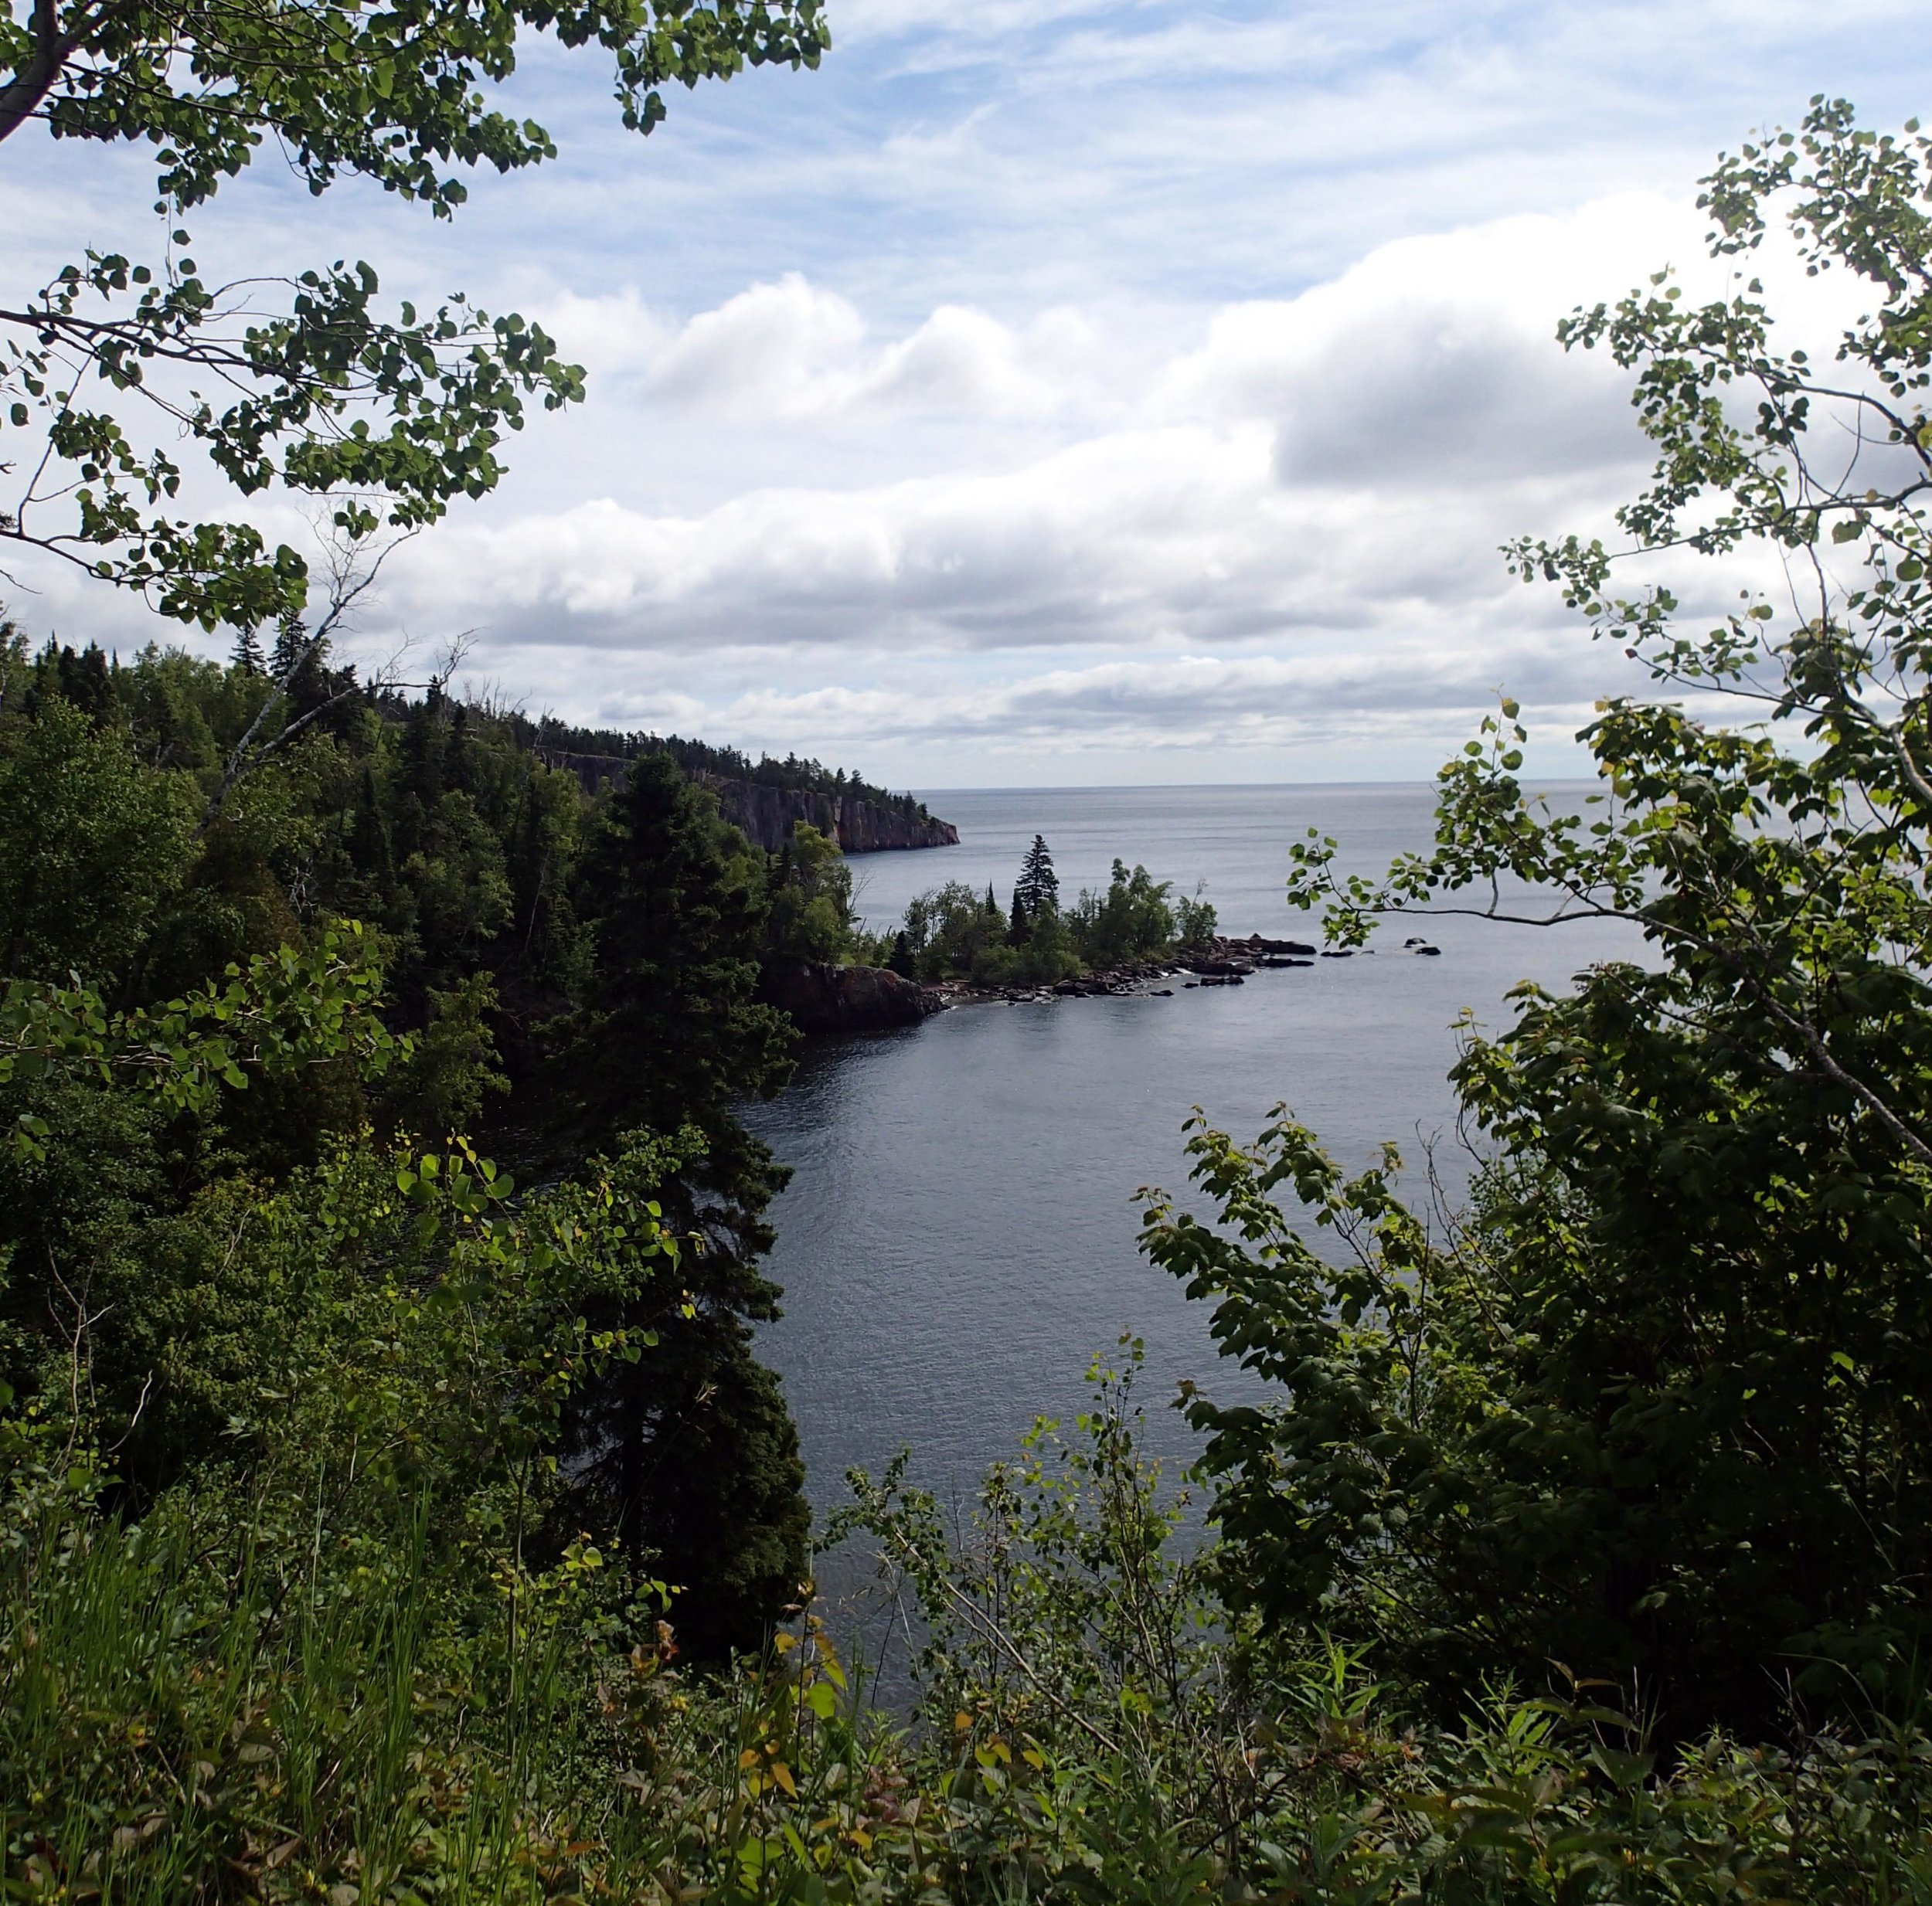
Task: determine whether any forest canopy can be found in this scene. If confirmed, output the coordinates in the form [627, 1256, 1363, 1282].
[0, 626, 838, 1656]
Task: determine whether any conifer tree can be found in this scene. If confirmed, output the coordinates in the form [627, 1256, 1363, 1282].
[50, 642, 114, 723]
[269, 617, 306, 681]
[230, 627, 265, 675]
[348, 764, 393, 885]
[552, 753, 807, 1655]
[1015, 834, 1060, 916]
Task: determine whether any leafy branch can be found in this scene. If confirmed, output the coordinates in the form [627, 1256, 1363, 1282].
[0, 920, 404, 1158]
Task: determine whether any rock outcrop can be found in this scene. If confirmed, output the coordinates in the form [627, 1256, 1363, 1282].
[534, 752, 958, 854]
[699, 778, 958, 854]
[1220, 933, 1318, 957]
[760, 960, 943, 1035]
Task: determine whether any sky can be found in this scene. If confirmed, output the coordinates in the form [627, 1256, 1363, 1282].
[4, 0, 1930, 786]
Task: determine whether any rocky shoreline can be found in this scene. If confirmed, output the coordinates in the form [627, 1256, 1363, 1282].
[925, 933, 1327, 1009]
[766, 933, 1443, 1035]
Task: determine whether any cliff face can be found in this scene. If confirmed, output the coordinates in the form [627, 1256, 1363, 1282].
[535, 753, 957, 855]
[696, 777, 959, 854]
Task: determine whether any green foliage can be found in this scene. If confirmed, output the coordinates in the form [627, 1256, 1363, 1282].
[1171, 889, 1217, 956]
[896, 848, 1186, 987]
[2, 253, 584, 629]
[826, 1356, 1932, 1902]
[1067, 860, 1176, 969]
[0, 692, 198, 980]
[0, 640, 829, 1653]
[899, 880, 1011, 983]
[765, 821, 862, 964]
[1015, 834, 1060, 918]
[608, 730, 934, 823]
[835, 1346, 1229, 1803]
[553, 751, 796, 1150]
[0, 925, 400, 1161]
[15, 1335, 1932, 1904]
[375, 970, 509, 1137]
[2, 0, 825, 627]
[913, 882, 1077, 987]
[547, 753, 808, 1649]
[19, 100, 1932, 1901]
[1002, 906, 1084, 986]
[1148, 100, 1932, 1741]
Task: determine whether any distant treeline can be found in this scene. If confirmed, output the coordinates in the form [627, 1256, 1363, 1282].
[508, 713, 934, 821]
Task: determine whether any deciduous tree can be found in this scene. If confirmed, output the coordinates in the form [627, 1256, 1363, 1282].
[1145, 99, 1932, 1738]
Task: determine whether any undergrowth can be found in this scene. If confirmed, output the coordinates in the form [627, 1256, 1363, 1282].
[6, 1352, 1929, 1904]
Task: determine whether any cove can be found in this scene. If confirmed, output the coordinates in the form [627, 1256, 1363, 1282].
[747, 782, 1645, 1520]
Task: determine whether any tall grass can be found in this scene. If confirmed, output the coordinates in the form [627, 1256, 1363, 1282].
[6, 1457, 1932, 1902]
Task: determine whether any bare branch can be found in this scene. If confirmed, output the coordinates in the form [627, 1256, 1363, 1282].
[197, 527, 417, 834]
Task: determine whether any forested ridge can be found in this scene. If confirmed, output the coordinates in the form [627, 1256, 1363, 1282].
[0, 622, 849, 1661]
[8, 72, 1932, 1906]
[526, 724, 939, 826]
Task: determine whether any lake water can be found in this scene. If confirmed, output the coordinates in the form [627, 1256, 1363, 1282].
[746, 783, 1642, 1539]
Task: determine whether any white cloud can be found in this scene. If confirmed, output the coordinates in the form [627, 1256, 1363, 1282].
[1160, 195, 1713, 488]
[510, 640, 1643, 773]
[539, 273, 1110, 425]
[3, 0, 1917, 780]
[396, 198, 1679, 674]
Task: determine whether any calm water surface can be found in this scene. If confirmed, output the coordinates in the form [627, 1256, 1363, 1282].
[747, 784, 1641, 1527]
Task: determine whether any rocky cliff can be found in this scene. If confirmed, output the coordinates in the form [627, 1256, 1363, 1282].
[698, 777, 958, 854]
[536, 752, 957, 854]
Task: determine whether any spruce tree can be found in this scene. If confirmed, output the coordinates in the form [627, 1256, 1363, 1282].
[1015, 834, 1059, 916]
[269, 617, 307, 680]
[348, 763, 393, 885]
[53, 643, 115, 724]
[230, 627, 266, 675]
[552, 753, 808, 1656]
[1008, 888, 1030, 946]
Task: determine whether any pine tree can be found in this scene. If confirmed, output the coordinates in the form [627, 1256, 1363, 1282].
[507, 773, 553, 958]
[53, 642, 115, 724]
[230, 627, 266, 675]
[1015, 834, 1060, 916]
